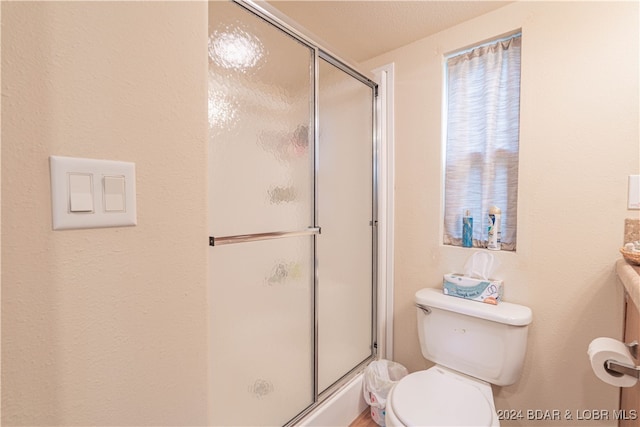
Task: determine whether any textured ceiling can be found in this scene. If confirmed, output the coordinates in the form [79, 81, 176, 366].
[267, 1, 512, 62]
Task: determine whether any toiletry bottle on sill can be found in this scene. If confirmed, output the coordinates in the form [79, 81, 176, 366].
[462, 210, 473, 248]
[487, 206, 501, 250]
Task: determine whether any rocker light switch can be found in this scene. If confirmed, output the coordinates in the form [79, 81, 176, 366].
[50, 156, 137, 230]
[69, 173, 94, 212]
[103, 176, 126, 212]
[629, 175, 640, 210]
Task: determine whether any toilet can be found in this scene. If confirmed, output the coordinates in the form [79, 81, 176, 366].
[386, 288, 532, 426]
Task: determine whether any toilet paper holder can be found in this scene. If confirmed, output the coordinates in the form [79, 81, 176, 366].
[605, 341, 640, 379]
[605, 359, 640, 379]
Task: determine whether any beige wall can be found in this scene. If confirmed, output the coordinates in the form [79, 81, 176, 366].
[364, 1, 639, 425]
[1, 2, 209, 425]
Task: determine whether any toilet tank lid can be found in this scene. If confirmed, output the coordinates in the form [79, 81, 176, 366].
[415, 288, 532, 326]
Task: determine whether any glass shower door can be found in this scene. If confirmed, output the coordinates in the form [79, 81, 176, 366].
[208, 2, 315, 425]
[317, 58, 375, 393]
[208, 1, 377, 425]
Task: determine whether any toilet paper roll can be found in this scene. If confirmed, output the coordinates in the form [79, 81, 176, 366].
[588, 337, 638, 387]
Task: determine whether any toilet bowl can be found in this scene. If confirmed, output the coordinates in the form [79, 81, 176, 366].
[385, 365, 498, 427]
[385, 288, 532, 427]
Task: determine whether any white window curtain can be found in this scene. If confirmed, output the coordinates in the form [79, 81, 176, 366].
[443, 34, 521, 251]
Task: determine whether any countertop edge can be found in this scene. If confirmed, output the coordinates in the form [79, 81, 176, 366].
[616, 258, 640, 311]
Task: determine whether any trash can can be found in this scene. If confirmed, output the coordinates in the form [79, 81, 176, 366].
[363, 359, 408, 426]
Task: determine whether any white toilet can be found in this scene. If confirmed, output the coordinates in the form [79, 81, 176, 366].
[386, 288, 532, 427]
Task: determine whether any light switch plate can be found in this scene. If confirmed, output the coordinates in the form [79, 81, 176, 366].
[629, 175, 640, 210]
[50, 156, 137, 230]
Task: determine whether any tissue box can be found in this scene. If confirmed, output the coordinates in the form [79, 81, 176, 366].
[443, 274, 503, 305]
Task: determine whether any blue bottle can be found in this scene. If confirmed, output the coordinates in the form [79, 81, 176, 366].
[462, 210, 473, 248]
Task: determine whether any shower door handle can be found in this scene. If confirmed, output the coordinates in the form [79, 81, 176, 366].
[209, 227, 321, 246]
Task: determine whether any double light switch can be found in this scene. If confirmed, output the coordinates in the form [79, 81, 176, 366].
[50, 156, 137, 230]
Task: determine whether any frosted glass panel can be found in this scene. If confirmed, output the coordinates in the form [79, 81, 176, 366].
[209, 2, 377, 422]
[208, 3, 315, 424]
[209, 1, 314, 237]
[210, 237, 314, 426]
[317, 59, 374, 393]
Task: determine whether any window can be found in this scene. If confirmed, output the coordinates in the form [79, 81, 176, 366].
[443, 33, 521, 251]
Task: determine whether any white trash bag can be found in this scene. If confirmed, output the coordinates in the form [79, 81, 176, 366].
[363, 360, 408, 426]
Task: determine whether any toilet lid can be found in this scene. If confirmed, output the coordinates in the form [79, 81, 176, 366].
[390, 368, 493, 426]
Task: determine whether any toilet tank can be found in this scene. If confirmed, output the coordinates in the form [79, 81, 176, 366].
[415, 287, 532, 386]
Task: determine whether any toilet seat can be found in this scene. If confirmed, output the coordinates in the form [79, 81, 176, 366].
[389, 367, 494, 426]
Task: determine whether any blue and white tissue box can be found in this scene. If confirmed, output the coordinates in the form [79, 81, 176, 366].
[443, 274, 503, 305]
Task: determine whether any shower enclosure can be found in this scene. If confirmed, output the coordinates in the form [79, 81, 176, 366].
[208, 1, 378, 425]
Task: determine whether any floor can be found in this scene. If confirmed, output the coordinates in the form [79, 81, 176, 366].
[349, 408, 379, 427]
